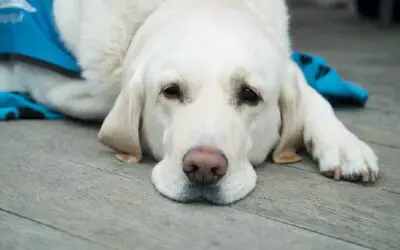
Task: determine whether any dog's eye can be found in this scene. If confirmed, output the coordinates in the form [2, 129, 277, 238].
[162, 84, 183, 100]
[237, 85, 262, 106]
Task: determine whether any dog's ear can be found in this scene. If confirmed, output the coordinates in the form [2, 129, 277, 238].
[273, 60, 305, 164]
[98, 66, 144, 163]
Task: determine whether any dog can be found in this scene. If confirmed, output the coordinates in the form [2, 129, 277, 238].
[0, 0, 379, 205]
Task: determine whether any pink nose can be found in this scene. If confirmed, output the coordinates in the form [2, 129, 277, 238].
[182, 146, 228, 186]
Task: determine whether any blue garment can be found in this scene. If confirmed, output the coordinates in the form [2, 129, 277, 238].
[292, 52, 368, 107]
[0, 0, 82, 74]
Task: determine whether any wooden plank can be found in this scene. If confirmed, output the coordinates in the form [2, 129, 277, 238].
[0, 210, 110, 250]
[0, 121, 399, 249]
[0, 140, 366, 250]
[336, 108, 400, 134]
[235, 164, 400, 250]
[344, 124, 400, 148]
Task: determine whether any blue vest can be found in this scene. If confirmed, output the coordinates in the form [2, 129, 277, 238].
[0, 0, 82, 76]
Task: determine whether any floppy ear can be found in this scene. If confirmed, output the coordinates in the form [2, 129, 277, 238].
[98, 67, 144, 163]
[272, 60, 306, 164]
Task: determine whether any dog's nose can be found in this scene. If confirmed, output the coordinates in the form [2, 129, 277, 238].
[182, 146, 228, 186]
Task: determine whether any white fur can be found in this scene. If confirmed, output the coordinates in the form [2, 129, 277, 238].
[0, 0, 379, 205]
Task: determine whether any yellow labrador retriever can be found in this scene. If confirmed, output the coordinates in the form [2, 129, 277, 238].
[97, 0, 379, 204]
[1, 0, 379, 205]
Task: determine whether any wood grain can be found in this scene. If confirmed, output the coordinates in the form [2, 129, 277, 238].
[0, 210, 110, 250]
[0, 142, 366, 250]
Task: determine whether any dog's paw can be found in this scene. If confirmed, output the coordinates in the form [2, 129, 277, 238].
[307, 127, 379, 183]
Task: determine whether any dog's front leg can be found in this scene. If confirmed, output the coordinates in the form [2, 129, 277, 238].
[303, 91, 378, 182]
[278, 61, 379, 183]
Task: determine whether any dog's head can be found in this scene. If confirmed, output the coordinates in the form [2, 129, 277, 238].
[99, 1, 291, 204]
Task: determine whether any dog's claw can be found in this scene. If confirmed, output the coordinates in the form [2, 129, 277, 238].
[361, 172, 370, 182]
[324, 169, 378, 183]
[370, 172, 377, 182]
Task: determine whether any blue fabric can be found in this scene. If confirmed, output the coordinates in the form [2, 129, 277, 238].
[292, 52, 368, 107]
[0, 92, 63, 120]
[0, 51, 369, 121]
[0, 0, 82, 73]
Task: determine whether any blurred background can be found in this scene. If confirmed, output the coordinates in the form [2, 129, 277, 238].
[288, 0, 400, 26]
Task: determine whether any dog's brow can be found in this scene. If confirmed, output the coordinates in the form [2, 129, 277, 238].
[231, 67, 249, 80]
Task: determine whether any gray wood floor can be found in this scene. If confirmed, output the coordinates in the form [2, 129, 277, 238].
[1, 6, 399, 250]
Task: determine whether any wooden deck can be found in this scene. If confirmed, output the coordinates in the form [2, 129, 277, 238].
[1, 6, 399, 250]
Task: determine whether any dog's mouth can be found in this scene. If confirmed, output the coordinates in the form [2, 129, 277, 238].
[151, 159, 256, 205]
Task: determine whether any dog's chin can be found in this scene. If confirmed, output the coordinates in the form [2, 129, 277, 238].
[151, 162, 257, 205]
[153, 184, 243, 205]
